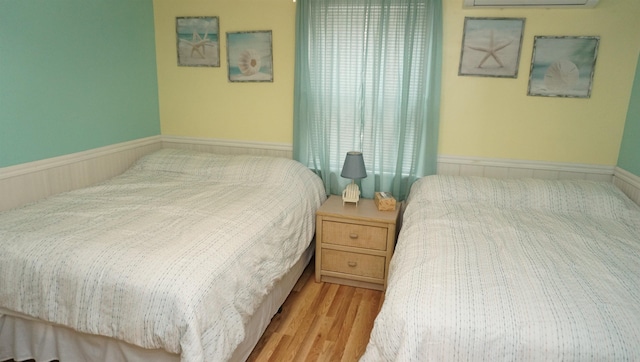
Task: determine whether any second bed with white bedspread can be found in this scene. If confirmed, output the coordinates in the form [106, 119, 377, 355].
[362, 175, 640, 361]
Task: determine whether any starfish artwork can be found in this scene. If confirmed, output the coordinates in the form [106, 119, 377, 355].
[466, 30, 513, 68]
[180, 31, 215, 59]
[176, 16, 220, 67]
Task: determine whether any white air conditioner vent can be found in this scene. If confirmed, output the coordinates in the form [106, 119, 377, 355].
[463, 0, 598, 8]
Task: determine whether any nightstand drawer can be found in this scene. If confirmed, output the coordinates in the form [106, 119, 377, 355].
[322, 221, 387, 250]
[321, 249, 385, 279]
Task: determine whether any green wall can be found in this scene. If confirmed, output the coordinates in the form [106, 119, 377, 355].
[0, 0, 160, 168]
[618, 54, 640, 177]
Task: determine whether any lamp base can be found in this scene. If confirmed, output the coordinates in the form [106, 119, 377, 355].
[342, 182, 361, 206]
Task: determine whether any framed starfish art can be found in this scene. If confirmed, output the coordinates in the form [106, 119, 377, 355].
[459, 17, 525, 78]
[176, 17, 220, 67]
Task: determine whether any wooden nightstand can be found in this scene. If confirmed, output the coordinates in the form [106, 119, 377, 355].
[315, 195, 401, 291]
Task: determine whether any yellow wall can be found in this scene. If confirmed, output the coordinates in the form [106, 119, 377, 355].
[441, 0, 640, 165]
[154, 0, 640, 165]
[154, 0, 297, 143]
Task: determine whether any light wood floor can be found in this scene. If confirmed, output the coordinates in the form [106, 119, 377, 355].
[247, 258, 384, 362]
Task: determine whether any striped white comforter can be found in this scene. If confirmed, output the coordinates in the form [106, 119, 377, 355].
[363, 175, 640, 361]
[0, 149, 326, 362]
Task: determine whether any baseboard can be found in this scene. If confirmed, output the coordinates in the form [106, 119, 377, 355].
[613, 167, 640, 206]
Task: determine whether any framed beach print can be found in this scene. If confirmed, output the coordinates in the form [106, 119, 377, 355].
[527, 36, 599, 98]
[459, 17, 525, 78]
[176, 16, 220, 67]
[226, 30, 273, 82]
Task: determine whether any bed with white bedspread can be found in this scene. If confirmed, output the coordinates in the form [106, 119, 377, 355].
[362, 175, 640, 361]
[0, 148, 326, 362]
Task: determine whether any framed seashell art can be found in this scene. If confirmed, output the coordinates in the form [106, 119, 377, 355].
[458, 17, 526, 78]
[176, 16, 220, 67]
[527, 36, 600, 98]
[226, 30, 274, 82]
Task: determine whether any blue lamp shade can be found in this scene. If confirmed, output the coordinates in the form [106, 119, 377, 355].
[341, 151, 367, 180]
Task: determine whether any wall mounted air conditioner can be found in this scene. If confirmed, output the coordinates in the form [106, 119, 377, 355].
[463, 0, 598, 8]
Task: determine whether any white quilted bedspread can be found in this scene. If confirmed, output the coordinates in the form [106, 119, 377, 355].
[0, 149, 326, 362]
[363, 175, 640, 361]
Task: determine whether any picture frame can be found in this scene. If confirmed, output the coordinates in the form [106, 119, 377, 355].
[226, 30, 273, 83]
[176, 16, 220, 67]
[527, 36, 599, 98]
[458, 17, 525, 78]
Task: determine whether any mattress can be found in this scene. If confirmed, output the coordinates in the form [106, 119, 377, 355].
[362, 175, 640, 361]
[0, 148, 327, 362]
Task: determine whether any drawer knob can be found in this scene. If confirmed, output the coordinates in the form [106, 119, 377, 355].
[347, 261, 358, 267]
[349, 233, 359, 239]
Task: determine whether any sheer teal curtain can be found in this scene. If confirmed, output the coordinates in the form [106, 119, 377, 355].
[293, 0, 442, 201]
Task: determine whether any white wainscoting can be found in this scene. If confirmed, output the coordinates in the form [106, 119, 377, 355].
[162, 136, 293, 159]
[437, 155, 615, 182]
[0, 136, 292, 212]
[3, 136, 639, 211]
[438, 155, 640, 206]
[0, 137, 162, 212]
[613, 167, 640, 206]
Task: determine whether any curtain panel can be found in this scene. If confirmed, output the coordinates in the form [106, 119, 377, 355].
[293, 0, 442, 201]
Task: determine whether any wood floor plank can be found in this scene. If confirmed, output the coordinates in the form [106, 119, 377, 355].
[341, 289, 382, 361]
[247, 258, 383, 361]
[267, 334, 293, 362]
[318, 341, 336, 362]
[248, 332, 282, 362]
[326, 284, 350, 318]
[292, 314, 324, 361]
[329, 289, 363, 361]
[326, 286, 356, 343]
[280, 276, 324, 336]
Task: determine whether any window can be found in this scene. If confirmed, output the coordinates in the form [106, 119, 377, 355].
[293, 0, 442, 200]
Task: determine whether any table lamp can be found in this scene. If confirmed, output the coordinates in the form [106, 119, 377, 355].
[341, 151, 367, 206]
